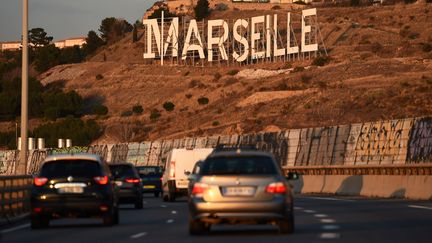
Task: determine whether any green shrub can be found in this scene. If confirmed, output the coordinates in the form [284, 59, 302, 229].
[212, 121, 220, 126]
[312, 56, 331, 66]
[422, 43, 432, 53]
[163, 101, 175, 111]
[301, 74, 312, 83]
[132, 105, 143, 114]
[227, 69, 239, 76]
[213, 72, 222, 81]
[215, 3, 228, 11]
[197, 97, 209, 105]
[121, 110, 133, 117]
[185, 93, 193, 99]
[92, 104, 108, 115]
[293, 66, 305, 72]
[271, 5, 282, 10]
[150, 109, 161, 120]
[96, 74, 104, 80]
[350, 0, 360, 6]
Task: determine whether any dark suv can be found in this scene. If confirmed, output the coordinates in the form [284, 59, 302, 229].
[31, 154, 119, 229]
[109, 163, 143, 209]
[136, 166, 163, 197]
[188, 147, 298, 235]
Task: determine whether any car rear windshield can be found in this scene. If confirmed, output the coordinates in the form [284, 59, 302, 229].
[136, 166, 162, 176]
[40, 160, 102, 177]
[109, 165, 137, 178]
[200, 156, 278, 175]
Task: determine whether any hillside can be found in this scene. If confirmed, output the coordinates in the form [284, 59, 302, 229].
[36, 2, 432, 144]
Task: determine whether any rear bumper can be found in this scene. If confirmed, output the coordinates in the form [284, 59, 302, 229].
[189, 197, 291, 222]
[31, 198, 113, 217]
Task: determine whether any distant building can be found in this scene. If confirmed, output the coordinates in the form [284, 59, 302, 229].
[54, 37, 86, 49]
[0, 41, 21, 51]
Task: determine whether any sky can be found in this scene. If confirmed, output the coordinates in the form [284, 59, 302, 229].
[0, 0, 157, 42]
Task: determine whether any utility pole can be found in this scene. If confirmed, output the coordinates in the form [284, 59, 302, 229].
[20, 0, 29, 174]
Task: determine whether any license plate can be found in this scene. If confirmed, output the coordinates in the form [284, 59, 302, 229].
[115, 181, 123, 186]
[143, 185, 156, 189]
[222, 187, 255, 196]
[58, 186, 84, 194]
[176, 180, 188, 187]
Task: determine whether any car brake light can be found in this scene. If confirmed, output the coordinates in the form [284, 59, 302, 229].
[169, 161, 175, 178]
[125, 178, 140, 183]
[191, 183, 208, 196]
[34, 177, 48, 186]
[94, 176, 108, 185]
[266, 182, 286, 194]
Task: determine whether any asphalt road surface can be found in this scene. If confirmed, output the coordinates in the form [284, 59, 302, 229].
[1, 194, 432, 243]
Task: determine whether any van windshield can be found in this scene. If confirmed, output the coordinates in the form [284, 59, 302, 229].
[200, 156, 277, 175]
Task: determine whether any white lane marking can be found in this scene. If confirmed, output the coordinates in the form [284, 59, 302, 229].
[161, 205, 167, 208]
[130, 232, 147, 239]
[321, 219, 336, 223]
[171, 210, 177, 214]
[0, 223, 30, 234]
[320, 233, 340, 239]
[304, 210, 316, 213]
[314, 214, 328, 218]
[294, 207, 303, 210]
[166, 219, 174, 224]
[408, 205, 432, 210]
[306, 196, 355, 202]
[322, 225, 340, 230]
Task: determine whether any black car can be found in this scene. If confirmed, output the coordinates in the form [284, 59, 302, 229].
[31, 154, 119, 229]
[136, 166, 163, 197]
[109, 163, 143, 209]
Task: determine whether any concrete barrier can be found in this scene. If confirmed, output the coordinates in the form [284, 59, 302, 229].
[291, 175, 432, 200]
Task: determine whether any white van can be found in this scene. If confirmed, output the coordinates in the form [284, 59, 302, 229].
[162, 148, 214, 202]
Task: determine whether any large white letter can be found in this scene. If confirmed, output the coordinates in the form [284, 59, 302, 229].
[143, 18, 161, 58]
[233, 19, 249, 62]
[207, 19, 229, 62]
[251, 15, 265, 60]
[273, 14, 285, 57]
[301, 8, 318, 53]
[164, 17, 179, 57]
[287, 12, 299, 55]
[182, 20, 205, 60]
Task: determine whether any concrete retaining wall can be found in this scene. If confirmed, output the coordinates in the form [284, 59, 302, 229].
[291, 175, 432, 200]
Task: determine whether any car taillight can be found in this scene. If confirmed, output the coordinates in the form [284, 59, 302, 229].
[125, 178, 140, 183]
[191, 183, 208, 196]
[266, 182, 286, 194]
[94, 176, 108, 185]
[34, 177, 48, 186]
[169, 161, 175, 178]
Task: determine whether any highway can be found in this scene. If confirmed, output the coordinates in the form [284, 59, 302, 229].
[1, 194, 432, 243]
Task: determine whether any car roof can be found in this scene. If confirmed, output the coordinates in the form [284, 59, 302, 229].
[207, 150, 274, 159]
[43, 153, 102, 163]
[109, 162, 134, 167]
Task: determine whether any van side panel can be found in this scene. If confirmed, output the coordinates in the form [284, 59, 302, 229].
[174, 149, 214, 189]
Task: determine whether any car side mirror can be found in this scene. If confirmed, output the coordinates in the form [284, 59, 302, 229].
[184, 170, 191, 176]
[286, 172, 299, 180]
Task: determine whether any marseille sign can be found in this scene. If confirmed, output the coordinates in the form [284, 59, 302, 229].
[142, 9, 320, 64]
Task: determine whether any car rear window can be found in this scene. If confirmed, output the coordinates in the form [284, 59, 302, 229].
[136, 166, 162, 176]
[40, 160, 102, 177]
[200, 156, 277, 175]
[109, 164, 137, 178]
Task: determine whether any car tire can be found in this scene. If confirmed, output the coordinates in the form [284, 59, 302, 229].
[189, 218, 207, 235]
[31, 215, 49, 229]
[114, 206, 120, 225]
[162, 191, 169, 202]
[154, 191, 160, 197]
[279, 213, 295, 234]
[168, 193, 176, 202]
[135, 198, 144, 209]
[103, 210, 116, 226]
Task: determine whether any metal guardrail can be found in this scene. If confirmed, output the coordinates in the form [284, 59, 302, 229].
[283, 164, 432, 176]
[0, 175, 32, 226]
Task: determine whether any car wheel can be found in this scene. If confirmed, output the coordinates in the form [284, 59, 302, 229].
[278, 213, 295, 234]
[103, 209, 116, 226]
[31, 215, 49, 229]
[168, 193, 176, 202]
[189, 218, 207, 235]
[154, 191, 160, 197]
[135, 198, 144, 209]
[162, 191, 169, 202]
[114, 206, 120, 225]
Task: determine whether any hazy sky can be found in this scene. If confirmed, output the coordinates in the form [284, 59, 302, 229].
[0, 0, 157, 42]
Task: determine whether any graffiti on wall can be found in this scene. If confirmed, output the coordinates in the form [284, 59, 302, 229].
[407, 117, 432, 163]
[354, 120, 406, 164]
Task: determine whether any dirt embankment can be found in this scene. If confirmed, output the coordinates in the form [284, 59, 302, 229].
[28, 3, 432, 144]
